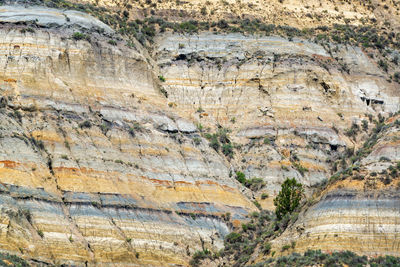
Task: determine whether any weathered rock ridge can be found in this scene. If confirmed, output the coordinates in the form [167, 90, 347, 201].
[0, 7, 254, 266]
[273, 116, 400, 258]
[0, 3, 397, 266]
[156, 32, 399, 206]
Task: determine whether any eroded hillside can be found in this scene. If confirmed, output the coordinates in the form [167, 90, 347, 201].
[0, 0, 397, 266]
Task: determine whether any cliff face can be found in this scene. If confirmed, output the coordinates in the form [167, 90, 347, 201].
[273, 116, 400, 258]
[155, 32, 399, 207]
[0, 6, 254, 266]
[67, 0, 400, 30]
[0, 2, 398, 266]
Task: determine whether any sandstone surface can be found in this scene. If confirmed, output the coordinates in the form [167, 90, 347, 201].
[0, 2, 398, 266]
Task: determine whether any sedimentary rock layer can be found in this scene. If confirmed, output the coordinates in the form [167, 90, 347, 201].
[0, 7, 254, 266]
[0, 3, 398, 265]
[155, 32, 399, 206]
[275, 118, 400, 257]
[294, 190, 400, 256]
[156, 33, 399, 124]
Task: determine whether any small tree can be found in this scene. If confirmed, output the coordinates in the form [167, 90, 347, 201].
[274, 178, 303, 219]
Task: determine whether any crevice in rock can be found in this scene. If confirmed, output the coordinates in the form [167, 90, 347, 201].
[360, 96, 384, 106]
[59, 201, 95, 260]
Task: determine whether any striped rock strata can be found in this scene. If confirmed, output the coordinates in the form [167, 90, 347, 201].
[0, 6, 254, 266]
[273, 116, 400, 257]
[155, 32, 399, 207]
[0, 3, 398, 266]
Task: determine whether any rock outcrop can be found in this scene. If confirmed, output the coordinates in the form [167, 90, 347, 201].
[0, 6, 254, 266]
[0, 1, 398, 266]
[155, 32, 399, 208]
[273, 116, 400, 257]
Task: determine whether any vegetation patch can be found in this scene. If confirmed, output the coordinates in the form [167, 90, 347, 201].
[190, 178, 303, 266]
[72, 32, 90, 41]
[329, 112, 400, 186]
[235, 171, 266, 191]
[13, 0, 400, 84]
[204, 128, 234, 158]
[251, 250, 400, 267]
[0, 252, 30, 267]
[273, 178, 303, 220]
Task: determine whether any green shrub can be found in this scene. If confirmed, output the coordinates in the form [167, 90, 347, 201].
[37, 229, 44, 238]
[0, 252, 30, 266]
[245, 178, 266, 191]
[200, 6, 207, 15]
[250, 211, 259, 218]
[242, 223, 256, 232]
[158, 75, 166, 82]
[394, 72, 400, 83]
[263, 242, 272, 254]
[274, 178, 303, 219]
[72, 32, 88, 41]
[257, 250, 400, 266]
[235, 171, 246, 184]
[237, 255, 250, 264]
[178, 21, 199, 33]
[222, 143, 233, 158]
[21, 27, 35, 34]
[379, 156, 391, 162]
[263, 137, 271, 144]
[390, 168, 398, 178]
[235, 172, 266, 191]
[209, 134, 220, 151]
[221, 212, 231, 221]
[253, 200, 262, 210]
[189, 249, 211, 266]
[362, 119, 368, 131]
[127, 41, 135, 48]
[132, 122, 142, 131]
[378, 59, 388, 72]
[204, 128, 233, 157]
[292, 162, 308, 176]
[64, 140, 70, 149]
[345, 122, 360, 137]
[224, 232, 242, 244]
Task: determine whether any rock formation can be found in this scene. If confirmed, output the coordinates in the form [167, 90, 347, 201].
[0, 1, 398, 266]
[273, 115, 400, 258]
